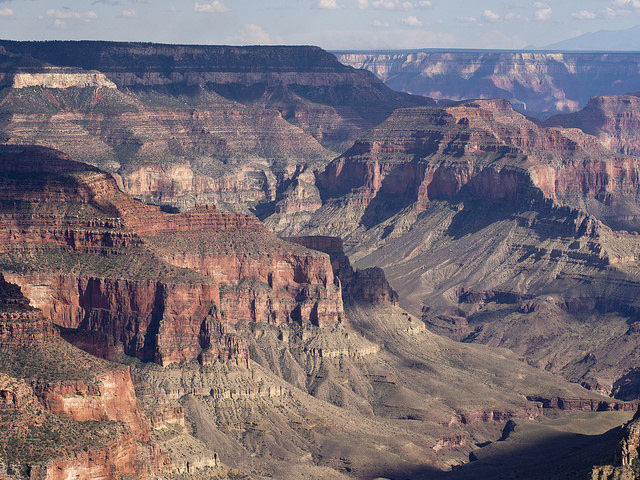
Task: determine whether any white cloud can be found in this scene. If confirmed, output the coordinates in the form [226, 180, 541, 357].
[355, 0, 368, 7]
[457, 16, 477, 22]
[401, 15, 422, 26]
[504, 12, 527, 21]
[229, 24, 271, 44]
[483, 9, 500, 21]
[372, 19, 390, 26]
[373, 0, 396, 7]
[533, 2, 552, 20]
[418, 1, 432, 6]
[316, 0, 340, 8]
[602, 7, 620, 16]
[614, 0, 640, 7]
[194, 1, 230, 13]
[402, 1, 413, 8]
[0, 8, 13, 16]
[46, 9, 98, 21]
[121, 9, 137, 17]
[572, 10, 596, 19]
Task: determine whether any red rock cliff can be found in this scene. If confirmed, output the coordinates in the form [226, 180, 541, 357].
[0, 146, 344, 366]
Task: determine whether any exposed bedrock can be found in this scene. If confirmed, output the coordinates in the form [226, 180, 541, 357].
[0, 41, 432, 213]
[316, 100, 640, 222]
[546, 94, 640, 157]
[0, 274, 162, 479]
[0, 146, 344, 367]
[286, 235, 398, 305]
[270, 99, 640, 399]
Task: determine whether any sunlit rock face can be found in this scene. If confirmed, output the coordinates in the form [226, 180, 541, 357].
[0, 145, 343, 367]
[269, 98, 640, 398]
[0, 41, 432, 213]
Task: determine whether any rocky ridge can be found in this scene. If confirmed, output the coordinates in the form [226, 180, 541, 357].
[0, 41, 432, 214]
[0, 143, 629, 479]
[0, 273, 162, 479]
[545, 94, 640, 157]
[267, 99, 640, 398]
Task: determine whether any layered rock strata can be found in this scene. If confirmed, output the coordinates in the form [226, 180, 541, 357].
[0, 145, 343, 367]
[286, 235, 398, 305]
[335, 50, 640, 118]
[271, 99, 640, 397]
[545, 94, 640, 156]
[0, 274, 159, 479]
[0, 41, 431, 212]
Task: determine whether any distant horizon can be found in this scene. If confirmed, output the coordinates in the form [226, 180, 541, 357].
[2, 37, 640, 55]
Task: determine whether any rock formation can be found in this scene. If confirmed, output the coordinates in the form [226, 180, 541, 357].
[287, 235, 398, 305]
[335, 50, 640, 118]
[545, 94, 640, 156]
[592, 408, 640, 479]
[269, 99, 640, 398]
[0, 145, 343, 367]
[0, 273, 161, 479]
[0, 40, 431, 213]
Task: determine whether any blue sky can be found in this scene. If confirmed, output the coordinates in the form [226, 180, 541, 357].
[0, 0, 637, 50]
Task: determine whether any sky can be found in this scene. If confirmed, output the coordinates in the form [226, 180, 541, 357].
[0, 0, 638, 50]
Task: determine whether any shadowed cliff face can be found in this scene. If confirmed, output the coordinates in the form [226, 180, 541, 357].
[335, 50, 640, 119]
[266, 99, 640, 398]
[0, 41, 432, 215]
[0, 145, 343, 367]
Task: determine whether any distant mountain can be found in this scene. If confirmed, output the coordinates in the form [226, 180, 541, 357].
[537, 24, 640, 51]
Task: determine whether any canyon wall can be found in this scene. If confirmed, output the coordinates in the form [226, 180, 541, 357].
[0, 41, 432, 213]
[335, 50, 640, 118]
[0, 146, 343, 367]
[272, 98, 640, 398]
[0, 273, 160, 479]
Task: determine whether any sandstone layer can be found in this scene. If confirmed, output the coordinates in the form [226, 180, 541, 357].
[0, 41, 431, 213]
[267, 99, 640, 398]
[545, 94, 640, 156]
[0, 273, 159, 479]
[0, 145, 343, 367]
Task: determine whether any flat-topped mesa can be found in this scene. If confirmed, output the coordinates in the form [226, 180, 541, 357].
[0, 146, 344, 365]
[11, 68, 117, 89]
[286, 235, 398, 306]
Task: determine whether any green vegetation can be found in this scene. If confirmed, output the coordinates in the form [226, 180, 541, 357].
[0, 406, 117, 474]
[0, 246, 211, 284]
[0, 338, 115, 382]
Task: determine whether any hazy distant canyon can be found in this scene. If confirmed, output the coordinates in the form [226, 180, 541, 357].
[335, 50, 640, 118]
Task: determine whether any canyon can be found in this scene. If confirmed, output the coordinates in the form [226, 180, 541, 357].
[0, 140, 628, 479]
[1, 40, 640, 479]
[266, 98, 640, 401]
[335, 50, 640, 119]
[0, 41, 431, 214]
